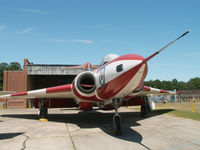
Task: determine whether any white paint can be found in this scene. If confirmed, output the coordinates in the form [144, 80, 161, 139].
[96, 60, 142, 89]
[114, 64, 146, 98]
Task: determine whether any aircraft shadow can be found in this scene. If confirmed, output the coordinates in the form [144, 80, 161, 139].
[2, 109, 173, 148]
[0, 132, 24, 140]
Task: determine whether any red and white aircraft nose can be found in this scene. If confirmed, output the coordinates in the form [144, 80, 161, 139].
[97, 54, 148, 100]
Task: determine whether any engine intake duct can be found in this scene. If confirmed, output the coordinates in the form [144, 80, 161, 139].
[77, 72, 96, 94]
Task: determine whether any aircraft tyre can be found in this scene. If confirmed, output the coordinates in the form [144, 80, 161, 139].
[146, 96, 153, 112]
[113, 115, 122, 136]
[38, 99, 48, 119]
[39, 106, 48, 119]
[140, 104, 148, 117]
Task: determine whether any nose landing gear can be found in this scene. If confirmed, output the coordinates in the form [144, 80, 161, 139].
[112, 99, 122, 136]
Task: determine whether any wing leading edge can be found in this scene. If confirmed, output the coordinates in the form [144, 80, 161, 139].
[127, 86, 176, 98]
[0, 84, 73, 99]
[141, 86, 176, 95]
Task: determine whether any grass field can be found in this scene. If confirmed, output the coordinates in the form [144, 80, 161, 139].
[154, 102, 200, 121]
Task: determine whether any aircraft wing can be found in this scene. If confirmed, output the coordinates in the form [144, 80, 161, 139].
[141, 86, 176, 95]
[127, 86, 176, 98]
[0, 84, 74, 99]
[0, 91, 16, 95]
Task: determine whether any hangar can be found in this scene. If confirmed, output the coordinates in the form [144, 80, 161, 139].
[0, 59, 98, 108]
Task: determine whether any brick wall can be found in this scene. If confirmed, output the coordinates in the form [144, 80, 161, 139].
[1, 70, 27, 108]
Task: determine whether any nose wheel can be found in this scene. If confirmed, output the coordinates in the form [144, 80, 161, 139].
[112, 99, 122, 135]
[113, 114, 122, 135]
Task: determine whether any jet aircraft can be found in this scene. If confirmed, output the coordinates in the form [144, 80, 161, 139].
[0, 30, 190, 135]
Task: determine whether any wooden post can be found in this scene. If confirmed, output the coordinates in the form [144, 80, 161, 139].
[192, 95, 194, 112]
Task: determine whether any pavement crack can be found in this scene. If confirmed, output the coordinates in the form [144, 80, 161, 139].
[61, 109, 77, 150]
[20, 135, 29, 150]
[66, 123, 77, 150]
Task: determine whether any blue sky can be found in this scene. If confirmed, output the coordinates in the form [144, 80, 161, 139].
[0, 0, 199, 82]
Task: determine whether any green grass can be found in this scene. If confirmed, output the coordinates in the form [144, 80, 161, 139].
[154, 102, 200, 121]
[167, 110, 200, 120]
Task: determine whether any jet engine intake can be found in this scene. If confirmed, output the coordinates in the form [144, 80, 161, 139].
[76, 72, 96, 94]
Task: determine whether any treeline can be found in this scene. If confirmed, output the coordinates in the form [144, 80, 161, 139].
[0, 62, 22, 90]
[144, 78, 200, 91]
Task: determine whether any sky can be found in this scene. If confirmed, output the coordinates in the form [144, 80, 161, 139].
[0, 0, 199, 82]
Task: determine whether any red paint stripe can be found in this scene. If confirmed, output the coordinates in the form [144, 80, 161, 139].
[79, 102, 93, 111]
[72, 82, 103, 102]
[11, 92, 27, 96]
[160, 90, 170, 93]
[124, 96, 134, 100]
[46, 84, 72, 94]
[143, 86, 151, 92]
[80, 84, 94, 87]
[97, 63, 147, 99]
[143, 52, 159, 63]
[85, 62, 91, 71]
[113, 54, 145, 61]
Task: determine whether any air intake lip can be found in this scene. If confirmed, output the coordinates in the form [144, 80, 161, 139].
[77, 72, 96, 94]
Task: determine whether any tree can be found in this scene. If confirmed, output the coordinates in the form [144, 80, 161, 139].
[154, 79, 163, 89]
[0, 63, 9, 74]
[0, 63, 9, 91]
[187, 77, 200, 90]
[162, 81, 173, 90]
[172, 79, 178, 90]
[144, 80, 154, 87]
[178, 81, 187, 90]
[0, 76, 2, 90]
[144, 78, 200, 91]
[0, 62, 22, 90]
[8, 62, 22, 71]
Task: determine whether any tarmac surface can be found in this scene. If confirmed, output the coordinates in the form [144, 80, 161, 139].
[0, 107, 200, 150]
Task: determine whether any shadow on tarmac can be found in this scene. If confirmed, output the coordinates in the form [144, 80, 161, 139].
[2, 109, 173, 149]
[0, 132, 24, 140]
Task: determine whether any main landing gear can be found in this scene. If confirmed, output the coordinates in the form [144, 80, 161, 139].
[141, 96, 152, 117]
[112, 99, 122, 136]
[38, 99, 48, 120]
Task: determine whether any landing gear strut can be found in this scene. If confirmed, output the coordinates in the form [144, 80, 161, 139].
[38, 99, 48, 119]
[113, 99, 122, 135]
[141, 96, 151, 117]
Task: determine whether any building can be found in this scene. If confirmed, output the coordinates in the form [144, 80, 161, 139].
[0, 59, 98, 108]
[178, 90, 200, 102]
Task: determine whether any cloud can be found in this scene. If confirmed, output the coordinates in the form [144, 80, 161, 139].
[48, 38, 94, 44]
[19, 27, 33, 34]
[73, 40, 94, 44]
[17, 8, 47, 14]
[0, 25, 5, 31]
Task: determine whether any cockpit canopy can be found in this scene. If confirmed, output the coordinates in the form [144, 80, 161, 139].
[100, 54, 119, 66]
